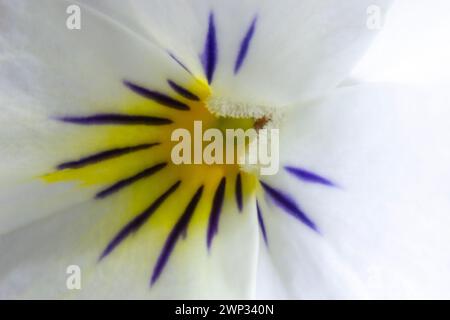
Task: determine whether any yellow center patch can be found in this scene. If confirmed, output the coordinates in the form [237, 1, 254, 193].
[42, 77, 259, 256]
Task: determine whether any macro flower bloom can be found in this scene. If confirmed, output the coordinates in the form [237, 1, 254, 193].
[1, 0, 450, 299]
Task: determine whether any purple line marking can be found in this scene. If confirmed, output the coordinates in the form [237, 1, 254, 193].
[124, 80, 190, 111]
[235, 173, 243, 212]
[95, 162, 167, 199]
[58, 114, 172, 126]
[260, 181, 318, 232]
[99, 181, 181, 260]
[200, 12, 218, 84]
[256, 201, 268, 245]
[168, 51, 192, 75]
[207, 177, 226, 250]
[234, 16, 257, 74]
[285, 166, 336, 187]
[151, 185, 204, 285]
[57, 143, 159, 170]
[167, 80, 200, 101]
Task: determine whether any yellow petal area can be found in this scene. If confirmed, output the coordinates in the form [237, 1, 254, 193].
[40, 76, 259, 278]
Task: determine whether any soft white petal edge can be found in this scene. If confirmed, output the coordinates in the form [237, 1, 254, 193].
[257, 84, 450, 299]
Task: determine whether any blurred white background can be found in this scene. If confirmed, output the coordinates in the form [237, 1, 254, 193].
[352, 0, 450, 85]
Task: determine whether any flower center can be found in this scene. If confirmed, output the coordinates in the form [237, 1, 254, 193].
[169, 103, 276, 172]
[37, 9, 334, 288]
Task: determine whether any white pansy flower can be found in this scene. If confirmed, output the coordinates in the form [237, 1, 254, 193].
[1, 0, 450, 299]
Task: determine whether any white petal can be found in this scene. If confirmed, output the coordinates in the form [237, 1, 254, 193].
[0, 190, 259, 299]
[0, 0, 193, 232]
[353, 0, 450, 86]
[132, 0, 391, 106]
[258, 85, 450, 298]
[0, 0, 191, 116]
[74, 0, 154, 41]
